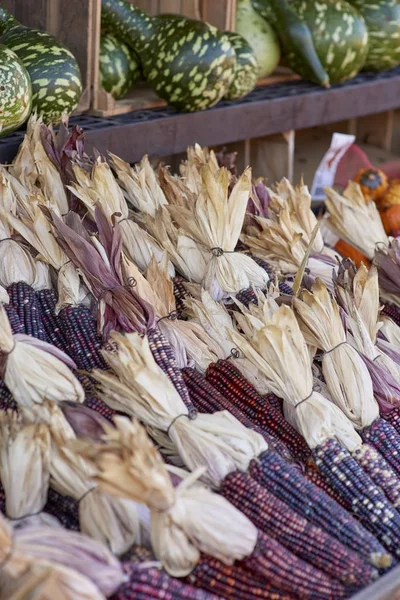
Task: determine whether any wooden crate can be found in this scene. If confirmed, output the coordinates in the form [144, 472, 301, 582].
[1, 0, 96, 114]
[91, 0, 298, 117]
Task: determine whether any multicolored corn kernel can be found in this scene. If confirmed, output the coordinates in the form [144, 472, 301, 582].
[250, 451, 390, 566]
[313, 438, 400, 558]
[384, 407, 400, 435]
[44, 488, 80, 531]
[361, 418, 400, 478]
[36, 289, 68, 351]
[251, 256, 293, 295]
[84, 395, 117, 422]
[147, 327, 194, 412]
[353, 443, 400, 508]
[236, 286, 259, 307]
[4, 303, 24, 335]
[182, 367, 293, 461]
[305, 460, 348, 508]
[381, 303, 400, 327]
[59, 305, 108, 372]
[7, 281, 48, 341]
[0, 382, 17, 412]
[206, 360, 310, 463]
[221, 470, 377, 588]
[173, 276, 189, 318]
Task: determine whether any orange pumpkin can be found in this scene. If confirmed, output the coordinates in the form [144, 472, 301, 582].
[380, 205, 400, 236]
[354, 168, 388, 202]
[378, 179, 400, 210]
[334, 239, 370, 268]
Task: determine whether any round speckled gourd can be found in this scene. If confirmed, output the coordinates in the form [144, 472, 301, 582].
[100, 33, 141, 99]
[0, 44, 31, 136]
[224, 32, 259, 100]
[288, 0, 369, 84]
[235, 0, 280, 79]
[101, 0, 236, 112]
[348, 0, 400, 71]
[0, 7, 82, 123]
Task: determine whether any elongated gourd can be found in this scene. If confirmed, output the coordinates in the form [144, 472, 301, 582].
[0, 44, 31, 136]
[101, 0, 236, 112]
[100, 33, 141, 99]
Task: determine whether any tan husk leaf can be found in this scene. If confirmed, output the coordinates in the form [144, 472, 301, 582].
[228, 304, 362, 451]
[324, 182, 388, 259]
[95, 332, 267, 488]
[75, 416, 257, 577]
[0, 306, 84, 406]
[34, 141, 69, 216]
[0, 411, 50, 520]
[293, 279, 378, 429]
[0, 213, 37, 287]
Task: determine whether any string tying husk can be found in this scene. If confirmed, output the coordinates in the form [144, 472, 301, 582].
[75, 416, 258, 577]
[1, 564, 106, 600]
[228, 303, 362, 452]
[324, 182, 388, 260]
[168, 165, 269, 300]
[0, 411, 50, 523]
[0, 305, 84, 406]
[94, 332, 267, 488]
[0, 512, 124, 596]
[293, 279, 379, 430]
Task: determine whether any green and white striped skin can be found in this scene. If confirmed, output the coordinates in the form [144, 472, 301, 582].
[349, 0, 400, 71]
[289, 0, 369, 84]
[224, 31, 260, 100]
[101, 0, 236, 112]
[0, 26, 82, 123]
[0, 45, 31, 136]
[100, 33, 141, 99]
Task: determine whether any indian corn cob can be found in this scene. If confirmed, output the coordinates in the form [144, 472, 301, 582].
[4, 303, 24, 335]
[206, 360, 310, 463]
[361, 418, 400, 478]
[220, 469, 377, 588]
[7, 281, 48, 341]
[353, 443, 400, 508]
[36, 288, 68, 351]
[384, 406, 400, 434]
[313, 438, 400, 557]
[173, 275, 190, 318]
[249, 451, 390, 566]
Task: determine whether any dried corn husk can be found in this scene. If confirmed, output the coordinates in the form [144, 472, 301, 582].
[68, 157, 128, 220]
[0, 307, 83, 406]
[0, 513, 123, 596]
[109, 153, 167, 217]
[34, 140, 69, 216]
[168, 165, 268, 300]
[33, 261, 53, 292]
[0, 213, 37, 288]
[180, 144, 220, 181]
[293, 280, 378, 429]
[94, 332, 267, 488]
[2, 564, 106, 600]
[76, 416, 257, 577]
[9, 114, 41, 190]
[374, 239, 400, 307]
[229, 304, 362, 451]
[324, 182, 388, 259]
[60, 402, 109, 442]
[0, 411, 50, 521]
[187, 289, 271, 394]
[380, 317, 400, 347]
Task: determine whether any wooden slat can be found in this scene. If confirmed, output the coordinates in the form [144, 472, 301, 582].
[200, 0, 235, 29]
[159, 0, 182, 13]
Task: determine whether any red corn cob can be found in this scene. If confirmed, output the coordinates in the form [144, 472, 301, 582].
[36, 289, 69, 351]
[182, 367, 294, 462]
[7, 282, 48, 341]
[59, 305, 108, 372]
[384, 406, 400, 435]
[206, 360, 310, 463]
[353, 443, 400, 508]
[147, 327, 195, 413]
[361, 418, 400, 478]
[84, 395, 117, 422]
[313, 438, 400, 558]
[250, 451, 390, 566]
[265, 393, 284, 414]
[173, 276, 189, 319]
[220, 470, 377, 588]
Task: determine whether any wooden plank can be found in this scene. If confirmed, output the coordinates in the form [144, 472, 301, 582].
[201, 0, 235, 29]
[355, 110, 394, 151]
[250, 131, 295, 183]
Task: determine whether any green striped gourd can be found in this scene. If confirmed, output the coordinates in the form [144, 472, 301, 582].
[224, 32, 259, 100]
[101, 0, 236, 112]
[235, 0, 280, 79]
[0, 6, 82, 123]
[0, 44, 31, 136]
[348, 0, 400, 71]
[100, 33, 141, 99]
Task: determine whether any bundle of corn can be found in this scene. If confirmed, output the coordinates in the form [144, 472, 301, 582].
[231, 302, 400, 558]
[36, 288, 68, 350]
[33, 401, 141, 556]
[93, 332, 267, 488]
[77, 416, 347, 600]
[0, 411, 51, 525]
[324, 182, 388, 261]
[181, 366, 294, 462]
[374, 239, 400, 308]
[0, 513, 124, 597]
[44, 487, 80, 531]
[172, 275, 190, 317]
[1, 564, 106, 600]
[294, 279, 400, 485]
[0, 305, 84, 407]
[7, 281, 48, 341]
[206, 360, 310, 463]
[50, 206, 153, 340]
